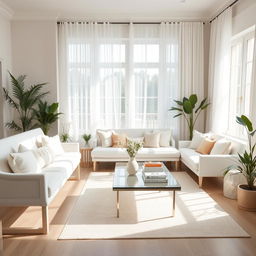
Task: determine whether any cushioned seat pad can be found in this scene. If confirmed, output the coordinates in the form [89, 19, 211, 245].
[42, 152, 81, 198]
[179, 148, 200, 171]
[92, 147, 180, 159]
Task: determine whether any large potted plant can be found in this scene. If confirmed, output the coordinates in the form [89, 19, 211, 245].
[234, 115, 256, 211]
[3, 72, 48, 132]
[169, 94, 210, 140]
[33, 101, 62, 135]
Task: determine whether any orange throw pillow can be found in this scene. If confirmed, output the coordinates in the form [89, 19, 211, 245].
[112, 134, 127, 148]
[196, 138, 216, 154]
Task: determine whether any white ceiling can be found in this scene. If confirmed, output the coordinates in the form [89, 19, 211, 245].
[1, 0, 233, 21]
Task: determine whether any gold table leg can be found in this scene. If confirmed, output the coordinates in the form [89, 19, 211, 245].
[117, 191, 120, 218]
[172, 190, 176, 217]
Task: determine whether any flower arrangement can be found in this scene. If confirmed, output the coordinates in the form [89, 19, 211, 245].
[126, 140, 143, 158]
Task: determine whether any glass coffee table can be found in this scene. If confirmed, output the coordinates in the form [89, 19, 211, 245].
[113, 163, 181, 218]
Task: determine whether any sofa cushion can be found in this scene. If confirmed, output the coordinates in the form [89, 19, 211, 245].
[92, 147, 180, 159]
[180, 148, 200, 171]
[42, 135, 64, 156]
[42, 152, 81, 198]
[8, 151, 41, 174]
[144, 133, 160, 148]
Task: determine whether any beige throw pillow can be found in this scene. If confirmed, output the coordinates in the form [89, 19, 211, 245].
[112, 134, 127, 148]
[196, 138, 216, 155]
[144, 133, 160, 148]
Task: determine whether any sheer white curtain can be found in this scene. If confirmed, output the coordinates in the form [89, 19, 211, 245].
[206, 8, 232, 133]
[58, 22, 204, 140]
[251, 27, 256, 127]
[58, 22, 126, 140]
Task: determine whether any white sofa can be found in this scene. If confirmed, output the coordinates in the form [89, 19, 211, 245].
[0, 128, 81, 234]
[91, 129, 180, 171]
[178, 135, 246, 187]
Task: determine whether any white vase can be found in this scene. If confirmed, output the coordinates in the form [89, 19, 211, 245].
[127, 157, 139, 175]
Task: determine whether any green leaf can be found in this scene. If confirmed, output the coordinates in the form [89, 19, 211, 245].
[183, 97, 189, 103]
[201, 103, 211, 110]
[183, 100, 193, 114]
[48, 103, 59, 113]
[174, 100, 183, 106]
[5, 121, 22, 131]
[189, 94, 197, 108]
[240, 115, 253, 132]
[173, 113, 182, 118]
[169, 107, 183, 112]
[195, 98, 207, 113]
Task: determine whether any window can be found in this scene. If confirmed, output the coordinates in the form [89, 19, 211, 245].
[134, 43, 159, 127]
[228, 28, 255, 138]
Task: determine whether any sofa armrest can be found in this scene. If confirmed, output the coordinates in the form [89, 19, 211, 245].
[62, 142, 79, 152]
[178, 140, 191, 149]
[0, 172, 48, 206]
[199, 155, 238, 177]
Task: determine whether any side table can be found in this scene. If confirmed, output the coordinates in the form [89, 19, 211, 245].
[80, 148, 93, 168]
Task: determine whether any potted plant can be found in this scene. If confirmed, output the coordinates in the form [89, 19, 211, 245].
[3, 72, 48, 132]
[169, 94, 210, 140]
[126, 140, 143, 175]
[82, 134, 91, 147]
[33, 101, 62, 135]
[232, 115, 256, 211]
[60, 133, 70, 143]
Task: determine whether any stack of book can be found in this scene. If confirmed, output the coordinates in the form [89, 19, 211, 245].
[142, 162, 167, 183]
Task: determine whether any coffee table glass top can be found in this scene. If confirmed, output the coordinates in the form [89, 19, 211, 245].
[113, 163, 181, 190]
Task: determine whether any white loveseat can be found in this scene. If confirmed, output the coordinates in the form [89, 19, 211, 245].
[179, 135, 246, 187]
[91, 129, 180, 171]
[0, 128, 81, 234]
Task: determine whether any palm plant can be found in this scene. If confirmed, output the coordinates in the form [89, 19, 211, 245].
[33, 101, 62, 135]
[3, 72, 48, 132]
[169, 94, 210, 140]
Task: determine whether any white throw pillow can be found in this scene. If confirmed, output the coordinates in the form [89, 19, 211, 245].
[144, 133, 160, 148]
[34, 146, 54, 168]
[189, 130, 205, 149]
[210, 139, 232, 155]
[42, 135, 64, 156]
[8, 151, 41, 174]
[157, 130, 172, 147]
[97, 130, 113, 147]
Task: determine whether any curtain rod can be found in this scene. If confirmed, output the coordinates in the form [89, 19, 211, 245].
[210, 0, 239, 23]
[57, 21, 205, 25]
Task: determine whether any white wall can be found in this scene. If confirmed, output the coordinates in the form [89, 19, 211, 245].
[233, 0, 256, 35]
[11, 20, 58, 135]
[0, 12, 12, 138]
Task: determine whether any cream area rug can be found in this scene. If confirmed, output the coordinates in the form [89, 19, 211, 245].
[59, 172, 249, 239]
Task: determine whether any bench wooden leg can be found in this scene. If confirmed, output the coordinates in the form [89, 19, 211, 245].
[93, 161, 97, 172]
[175, 160, 181, 171]
[199, 177, 203, 188]
[3, 206, 49, 235]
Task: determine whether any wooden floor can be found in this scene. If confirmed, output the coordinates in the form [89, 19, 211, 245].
[1, 163, 256, 256]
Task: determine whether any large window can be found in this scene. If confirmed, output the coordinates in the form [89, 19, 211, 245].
[228, 28, 255, 138]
